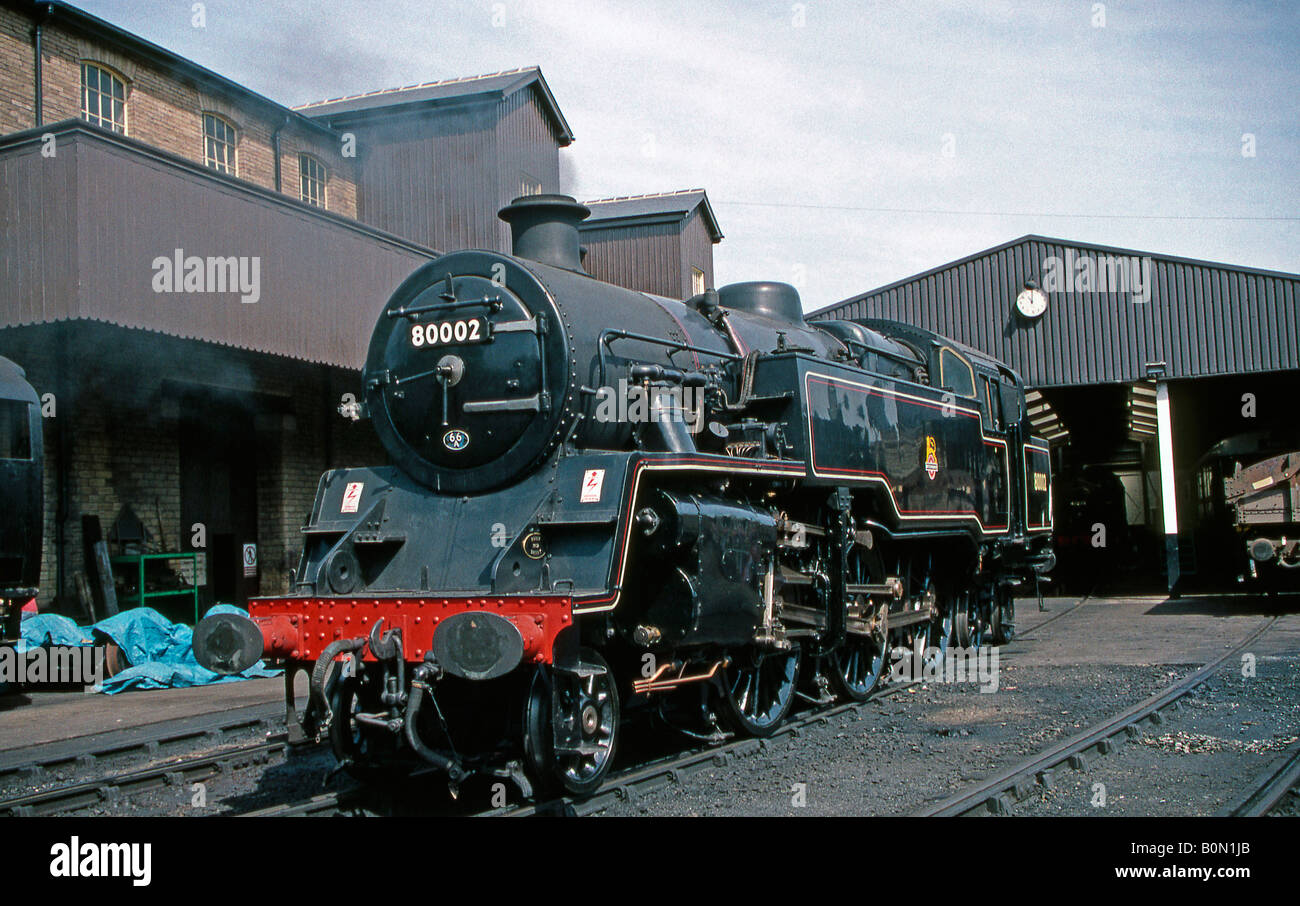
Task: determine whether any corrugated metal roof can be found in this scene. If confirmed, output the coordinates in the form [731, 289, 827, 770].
[295, 67, 575, 146]
[809, 235, 1299, 388]
[580, 189, 723, 241]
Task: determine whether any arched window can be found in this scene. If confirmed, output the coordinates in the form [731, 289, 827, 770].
[202, 113, 238, 174]
[299, 153, 327, 207]
[80, 62, 127, 133]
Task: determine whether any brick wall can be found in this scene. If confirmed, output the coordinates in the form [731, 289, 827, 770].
[0, 5, 359, 218]
[0, 6, 32, 134]
[0, 323, 386, 616]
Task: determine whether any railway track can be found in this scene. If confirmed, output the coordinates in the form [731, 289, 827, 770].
[8, 598, 1089, 818]
[240, 680, 922, 818]
[0, 701, 285, 787]
[1223, 740, 1300, 817]
[911, 615, 1280, 817]
[488, 595, 1094, 818]
[1009, 590, 1088, 640]
[0, 732, 302, 817]
[492, 680, 922, 818]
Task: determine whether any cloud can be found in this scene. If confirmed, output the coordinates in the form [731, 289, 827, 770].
[74, 0, 1299, 306]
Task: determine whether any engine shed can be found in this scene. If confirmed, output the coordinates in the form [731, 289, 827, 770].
[810, 236, 1300, 594]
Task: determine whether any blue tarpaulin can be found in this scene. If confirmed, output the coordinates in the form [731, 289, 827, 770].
[15, 613, 91, 652]
[16, 605, 279, 693]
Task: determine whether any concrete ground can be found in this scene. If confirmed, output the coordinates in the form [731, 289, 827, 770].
[0, 676, 283, 754]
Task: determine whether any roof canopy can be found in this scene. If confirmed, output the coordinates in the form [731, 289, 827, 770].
[581, 189, 723, 241]
[295, 67, 574, 145]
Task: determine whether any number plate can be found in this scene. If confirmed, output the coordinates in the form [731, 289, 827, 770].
[410, 317, 489, 348]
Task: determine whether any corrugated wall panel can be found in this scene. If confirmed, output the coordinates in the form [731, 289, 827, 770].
[495, 88, 563, 250]
[355, 101, 503, 253]
[579, 220, 684, 298]
[0, 138, 78, 323]
[678, 209, 716, 298]
[1, 128, 433, 369]
[811, 236, 1299, 387]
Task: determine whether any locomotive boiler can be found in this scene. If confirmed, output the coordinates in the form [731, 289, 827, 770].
[194, 195, 1054, 796]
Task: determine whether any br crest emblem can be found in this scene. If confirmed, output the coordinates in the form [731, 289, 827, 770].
[924, 435, 939, 480]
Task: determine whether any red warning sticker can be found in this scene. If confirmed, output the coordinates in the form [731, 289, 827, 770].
[580, 469, 605, 503]
[341, 481, 364, 513]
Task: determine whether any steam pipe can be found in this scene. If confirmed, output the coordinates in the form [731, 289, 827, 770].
[272, 114, 290, 193]
[308, 636, 366, 726]
[33, 4, 51, 127]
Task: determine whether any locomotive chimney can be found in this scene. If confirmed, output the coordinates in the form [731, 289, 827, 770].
[498, 194, 590, 272]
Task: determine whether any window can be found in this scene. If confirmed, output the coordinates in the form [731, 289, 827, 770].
[981, 376, 1004, 430]
[80, 62, 127, 133]
[0, 401, 32, 461]
[939, 347, 976, 398]
[202, 114, 237, 174]
[299, 154, 327, 207]
[691, 267, 706, 297]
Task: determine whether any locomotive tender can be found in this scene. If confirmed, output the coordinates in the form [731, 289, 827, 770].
[195, 195, 1054, 796]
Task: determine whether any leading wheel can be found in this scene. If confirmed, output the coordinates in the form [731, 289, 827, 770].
[717, 644, 800, 737]
[523, 647, 619, 798]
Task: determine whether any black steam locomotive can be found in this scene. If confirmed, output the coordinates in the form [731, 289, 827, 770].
[0, 355, 43, 652]
[195, 195, 1054, 796]
[1192, 429, 1299, 587]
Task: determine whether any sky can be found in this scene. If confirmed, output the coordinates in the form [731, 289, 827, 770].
[72, 0, 1299, 311]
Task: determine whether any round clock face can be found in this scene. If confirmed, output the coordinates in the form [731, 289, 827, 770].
[1015, 287, 1048, 319]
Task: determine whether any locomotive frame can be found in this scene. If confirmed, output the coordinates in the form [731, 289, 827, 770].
[195, 195, 1054, 797]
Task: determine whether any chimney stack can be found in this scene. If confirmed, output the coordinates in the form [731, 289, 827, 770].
[498, 194, 590, 271]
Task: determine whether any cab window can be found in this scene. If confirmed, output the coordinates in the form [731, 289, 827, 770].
[981, 376, 1004, 430]
[939, 348, 976, 398]
[999, 382, 1023, 424]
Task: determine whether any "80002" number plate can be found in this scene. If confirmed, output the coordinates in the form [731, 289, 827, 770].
[410, 317, 488, 348]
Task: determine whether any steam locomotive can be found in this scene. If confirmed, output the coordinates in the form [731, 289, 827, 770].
[1191, 429, 1299, 587]
[195, 195, 1054, 797]
[0, 355, 42, 656]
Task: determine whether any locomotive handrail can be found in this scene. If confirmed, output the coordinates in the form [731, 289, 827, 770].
[387, 295, 504, 319]
[599, 329, 742, 361]
[597, 328, 741, 390]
